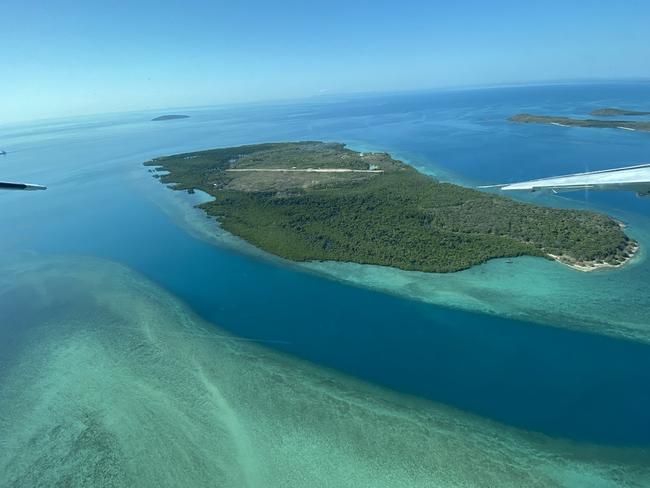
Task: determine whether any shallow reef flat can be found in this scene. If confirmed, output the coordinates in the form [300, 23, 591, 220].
[0, 257, 648, 487]
[303, 248, 650, 344]
[144, 181, 650, 344]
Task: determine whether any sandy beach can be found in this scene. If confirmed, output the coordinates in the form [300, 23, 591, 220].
[548, 242, 639, 272]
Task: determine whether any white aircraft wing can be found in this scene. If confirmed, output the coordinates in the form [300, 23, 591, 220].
[0, 181, 47, 191]
[482, 163, 650, 197]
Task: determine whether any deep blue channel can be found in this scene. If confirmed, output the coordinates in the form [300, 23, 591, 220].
[37, 191, 650, 447]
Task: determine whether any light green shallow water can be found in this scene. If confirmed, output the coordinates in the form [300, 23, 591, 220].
[303, 209, 650, 344]
[1, 256, 648, 487]
[146, 175, 650, 344]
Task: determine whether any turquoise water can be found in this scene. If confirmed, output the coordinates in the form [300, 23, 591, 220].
[2, 83, 650, 483]
[3, 257, 648, 487]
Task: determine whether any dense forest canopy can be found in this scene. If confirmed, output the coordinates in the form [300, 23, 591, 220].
[146, 142, 635, 273]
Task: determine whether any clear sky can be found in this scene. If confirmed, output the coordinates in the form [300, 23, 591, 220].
[2, 0, 650, 123]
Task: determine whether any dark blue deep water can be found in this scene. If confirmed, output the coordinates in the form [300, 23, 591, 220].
[2, 82, 650, 446]
[143, 235, 650, 446]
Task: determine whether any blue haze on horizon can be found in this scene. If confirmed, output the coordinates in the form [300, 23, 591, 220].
[2, 0, 650, 123]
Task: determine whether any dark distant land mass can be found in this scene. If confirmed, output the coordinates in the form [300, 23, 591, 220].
[510, 113, 650, 132]
[145, 142, 635, 273]
[590, 108, 650, 116]
[151, 114, 190, 121]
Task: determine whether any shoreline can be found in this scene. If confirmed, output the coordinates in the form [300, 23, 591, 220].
[148, 144, 637, 276]
[143, 162, 650, 344]
[548, 242, 639, 272]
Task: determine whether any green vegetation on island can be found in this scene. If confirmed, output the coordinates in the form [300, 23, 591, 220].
[151, 114, 190, 121]
[590, 108, 650, 116]
[509, 113, 650, 132]
[145, 142, 635, 273]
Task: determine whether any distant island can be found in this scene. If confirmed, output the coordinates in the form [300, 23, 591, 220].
[145, 142, 636, 273]
[510, 113, 650, 132]
[590, 108, 650, 116]
[151, 114, 190, 121]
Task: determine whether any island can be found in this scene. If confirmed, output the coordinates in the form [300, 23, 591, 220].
[589, 108, 650, 116]
[151, 114, 190, 121]
[509, 114, 650, 132]
[145, 142, 637, 273]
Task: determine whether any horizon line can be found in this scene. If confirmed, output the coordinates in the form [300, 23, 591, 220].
[3, 77, 650, 127]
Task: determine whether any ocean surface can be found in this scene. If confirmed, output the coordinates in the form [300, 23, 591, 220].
[2, 83, 650, 485]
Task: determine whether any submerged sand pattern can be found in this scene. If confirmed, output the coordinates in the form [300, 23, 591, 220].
[0, 257, 649, 487]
